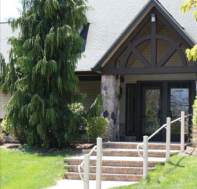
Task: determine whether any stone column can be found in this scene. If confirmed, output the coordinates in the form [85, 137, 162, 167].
[101, 75, 120, 141]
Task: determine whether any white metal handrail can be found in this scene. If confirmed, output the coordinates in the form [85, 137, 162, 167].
[137, 112, 192, 179]
[78, 145, 97, 181]
[137, 113, 192, 156]
[147, 115, 189, 141]
[78, 138, 103, 189]
[137, 143, 143, 158]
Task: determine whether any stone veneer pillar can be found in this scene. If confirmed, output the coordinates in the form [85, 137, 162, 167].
[101, 75, 120, 141]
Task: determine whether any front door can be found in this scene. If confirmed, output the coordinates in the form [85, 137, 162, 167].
[137, 81, 194, 142]
[168, 83, 191, 142]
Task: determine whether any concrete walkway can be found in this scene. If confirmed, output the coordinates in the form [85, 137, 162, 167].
[48, 180, 137, 189]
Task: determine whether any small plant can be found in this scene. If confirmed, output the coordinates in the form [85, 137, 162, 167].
[85, 117, 108, 143]
[0, 132, 4, 145]
[192, 97, 197, 146]
[0, 125, 5, 145]
[1, 116, 11, 135]
[86, 94, 103, 119]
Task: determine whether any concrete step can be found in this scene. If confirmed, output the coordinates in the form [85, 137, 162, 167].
[64, 165, 154, 174]
[65, 172, 143, 182]
[83, 148, 179, 157]
[103, 142, 183, 150]
[64, 156, 165, 167]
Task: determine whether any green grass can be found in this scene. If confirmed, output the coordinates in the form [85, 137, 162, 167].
[0, 147, 71, 189]
[112, 155, 197, 189]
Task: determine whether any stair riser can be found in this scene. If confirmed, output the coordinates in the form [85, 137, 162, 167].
[64, 166, 145, 174]
[65, 173, 142, 182]
[64, 159, 159, 167]
[103, 144, 181, 150]
[83, 150, 176, 157]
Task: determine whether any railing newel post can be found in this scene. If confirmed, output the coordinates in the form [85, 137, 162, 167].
[136, 114, 190, 175]
[143, 136, 148, 179]
[166, 117, 171, 163]
[96, 137, 102, 189]
[181, 111, 185, 152]
[84, 154, 90, 189]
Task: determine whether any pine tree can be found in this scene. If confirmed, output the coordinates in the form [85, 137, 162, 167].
[0, 0, 88, 148]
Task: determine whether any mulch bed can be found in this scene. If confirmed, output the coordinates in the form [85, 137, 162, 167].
[1, 143, 21, 149]
[0, 142, 94, 156]
[179, 146, 197, 156]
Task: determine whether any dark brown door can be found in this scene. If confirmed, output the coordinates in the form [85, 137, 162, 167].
[168, 83, 191, 142]
[137, 81, 194, 142]
[125, 85, 137, 138]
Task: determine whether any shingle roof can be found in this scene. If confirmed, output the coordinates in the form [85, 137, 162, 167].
[1, 0, 197, 71]
[77, 0, 197, 71]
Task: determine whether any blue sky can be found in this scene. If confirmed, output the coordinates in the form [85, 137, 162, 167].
[1, 0, 21, 22]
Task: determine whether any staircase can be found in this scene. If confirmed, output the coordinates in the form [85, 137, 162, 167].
[64, 142, 181, 182]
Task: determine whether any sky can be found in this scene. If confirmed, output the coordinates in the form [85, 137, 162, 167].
[1, 0, 21, 22]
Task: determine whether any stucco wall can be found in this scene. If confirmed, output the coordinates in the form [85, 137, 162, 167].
[0, 81, 101, 120]
[0, 91, 10, 119]
[78, 81, 101, 110]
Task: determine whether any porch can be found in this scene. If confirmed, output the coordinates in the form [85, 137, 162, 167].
[78, 5, 197, 142]
[79, 74, 195, 142]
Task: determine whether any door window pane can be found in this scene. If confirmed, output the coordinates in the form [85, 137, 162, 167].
[142, 87, 161, 134]
[170, 88, 189, 134]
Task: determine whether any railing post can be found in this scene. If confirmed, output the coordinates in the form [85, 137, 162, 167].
[96, 138, 102, 189]
[166, 117, 171, 163]
[143, 136, 148, 179]
[84, 154, 90, 189]
[181, 111, 185, 152]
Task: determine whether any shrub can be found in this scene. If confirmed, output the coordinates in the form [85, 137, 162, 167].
[192, 97, 197, 146]
[85, 117, 108, 143]
[1, 116, 11, 135]
[87, 94, 103, 119]
[65, 103, 86, 142]
[0, 133, 4, 145]
[0, 126, 4, 145]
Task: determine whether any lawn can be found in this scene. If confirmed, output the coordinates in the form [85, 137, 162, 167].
[0, 147, 71, 189]
[112, 155, 197, 189]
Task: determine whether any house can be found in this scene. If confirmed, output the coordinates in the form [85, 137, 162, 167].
[0, 0, 197, 142]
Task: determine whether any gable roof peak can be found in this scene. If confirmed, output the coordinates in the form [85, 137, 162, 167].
[93, 0, 195, 71]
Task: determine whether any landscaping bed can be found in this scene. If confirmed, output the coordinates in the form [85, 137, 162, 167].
[179, 145, 197, 156]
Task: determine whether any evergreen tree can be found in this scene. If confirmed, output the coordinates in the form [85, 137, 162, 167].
[0, 0, 88, 148]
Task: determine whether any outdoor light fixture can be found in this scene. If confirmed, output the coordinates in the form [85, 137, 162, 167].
[151, 13, 156, 22]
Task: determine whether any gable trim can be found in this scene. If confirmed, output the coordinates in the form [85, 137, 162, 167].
[92, 0, 195, 72]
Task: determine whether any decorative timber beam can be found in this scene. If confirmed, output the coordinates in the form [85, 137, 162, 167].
[127, 43, 151, 68]
[117, 12, 188, 69]
[109, 9, 191, 74]
[156, 34, 187, 66]
[151, 13, 157, 67]
[102, 66, 197, 75]
[112, 14, 151, 68]
[133, 35, 151, 47]
[122, 35, 151, 67]
[156, 41, 181, 67]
